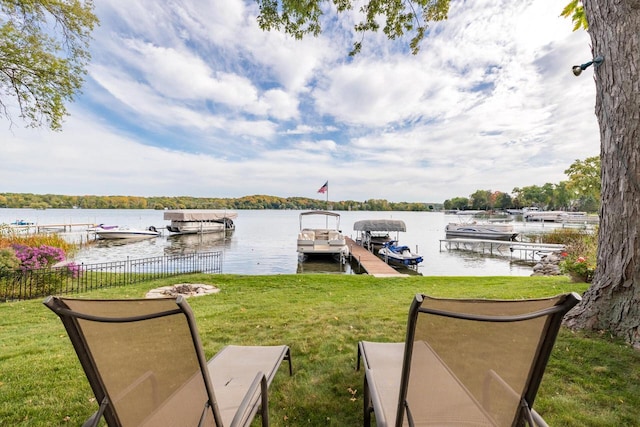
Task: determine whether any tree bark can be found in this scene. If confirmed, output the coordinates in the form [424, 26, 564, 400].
[563, 0, 640, 349]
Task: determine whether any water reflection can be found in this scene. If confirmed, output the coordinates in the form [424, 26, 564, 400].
[94, 236, 160, 247]
[296, 258, 353, 274]
[384, 263, 423, 276]
[165, 231, 234, 255]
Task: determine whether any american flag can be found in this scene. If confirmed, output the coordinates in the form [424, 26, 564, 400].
[317, 181, 328, 194]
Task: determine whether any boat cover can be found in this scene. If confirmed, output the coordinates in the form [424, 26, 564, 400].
[163, 210, 238, 221]
[353, 219, 406, 232]
[299, 210, 341, 218]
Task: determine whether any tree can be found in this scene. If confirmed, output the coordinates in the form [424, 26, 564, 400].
[561, 1, 640, 348]
[443, 197, 469, 211]
[0, 0, 98, 130]
[564, 156, 601, 209]
[493, 191, 512, 210]
[256, 0, 450, 56]
[469, 189, 491, 210]
[552, 181, 572, 211]
[512, 184, 554, 209]
[257, 1, 640, 347]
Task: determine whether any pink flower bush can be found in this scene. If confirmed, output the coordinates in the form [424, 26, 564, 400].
[12, 244, 65, 270]
[11, 244, 79, 277]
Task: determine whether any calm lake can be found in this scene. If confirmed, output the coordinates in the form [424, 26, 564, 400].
[0, 208, 564, 276]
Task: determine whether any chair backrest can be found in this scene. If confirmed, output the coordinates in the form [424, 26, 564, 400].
[44, 296, 222, 427]
[397, 292, 581, 427]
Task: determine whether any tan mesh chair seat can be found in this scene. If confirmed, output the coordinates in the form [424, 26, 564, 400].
[44, 296, 292, 427]
[209, 345, 290, 425]
[357, 293, 581, 427]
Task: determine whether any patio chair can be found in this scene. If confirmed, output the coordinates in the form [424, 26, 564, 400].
[44, 296, 292, 427]
[356, 292, 581, 427]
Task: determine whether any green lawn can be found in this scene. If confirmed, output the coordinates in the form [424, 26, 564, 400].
[1, 274, 638, 426]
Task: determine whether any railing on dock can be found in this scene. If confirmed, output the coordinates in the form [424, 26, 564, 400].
[0, 251, 223, 302]
[2, 222, 99, 234]
[439, 238, 565, 262]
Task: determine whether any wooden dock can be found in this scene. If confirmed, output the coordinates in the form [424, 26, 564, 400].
[2, 222, 96, 234]
[346, 237, 407, 277]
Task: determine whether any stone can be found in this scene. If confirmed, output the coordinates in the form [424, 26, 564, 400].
[530, 252, 563, 277]
[145, 283, 219, 299]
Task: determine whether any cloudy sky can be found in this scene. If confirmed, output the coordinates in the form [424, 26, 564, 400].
[0, 0, 600, 203]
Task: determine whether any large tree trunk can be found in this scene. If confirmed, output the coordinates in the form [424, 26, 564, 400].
[563, 0, 640, 349]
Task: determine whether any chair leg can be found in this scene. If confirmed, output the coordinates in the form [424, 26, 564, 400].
[363, 373, 372, 426]
[285, 347, 293, 376]
[261, 375, 269, 427]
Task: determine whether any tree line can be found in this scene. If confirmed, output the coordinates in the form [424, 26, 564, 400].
[444, 157, 601, 213]
[0, 193, 441, 212]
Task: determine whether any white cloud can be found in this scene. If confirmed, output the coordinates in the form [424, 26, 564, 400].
[0, 0, 599, 203]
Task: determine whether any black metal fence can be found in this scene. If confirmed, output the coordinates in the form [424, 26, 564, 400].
[0, 251, 223, 302]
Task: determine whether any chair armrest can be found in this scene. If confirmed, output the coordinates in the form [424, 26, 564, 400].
[229, 371, 269, 427]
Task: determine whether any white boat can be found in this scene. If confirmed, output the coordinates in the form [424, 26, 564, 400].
[445, 222, 519, 241]
[95, 226, 160, 240]
[164, 210, 237, 234]
[378, 241, 424, 266]
[297, 210, 349, 262]
[87, 224, 119, 233]
[353, 219, 407, 249]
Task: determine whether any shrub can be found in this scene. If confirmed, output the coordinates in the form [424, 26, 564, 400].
[2, 244, 80, 300]
[0, 232, 76, 257]
[0, 236, 80, 300]
[541, 228, 592, 245]
[557, 228, 598, 282]
[0, 247, 21, 271]
[12, 244, 66, 270]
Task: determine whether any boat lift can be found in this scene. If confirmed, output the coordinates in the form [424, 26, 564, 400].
[439, 238, 566, 263]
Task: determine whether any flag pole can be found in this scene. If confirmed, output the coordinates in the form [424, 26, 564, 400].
[325, 181, 329, 228]
[326, 181, 329, 210]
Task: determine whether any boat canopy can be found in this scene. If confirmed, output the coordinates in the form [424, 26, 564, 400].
[299, 210, 341, 218]
[163, 210, 238, 221]
[353, 219, 406, 232]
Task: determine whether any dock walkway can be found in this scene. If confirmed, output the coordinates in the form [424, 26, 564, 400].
[346, 237, 407, 277]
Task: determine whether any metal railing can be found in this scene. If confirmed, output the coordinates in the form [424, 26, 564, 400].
[1, 251, 223, 302]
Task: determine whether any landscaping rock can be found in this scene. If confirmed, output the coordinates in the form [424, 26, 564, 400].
[145, 283, 219, 298]
[531, 253, 563, 276]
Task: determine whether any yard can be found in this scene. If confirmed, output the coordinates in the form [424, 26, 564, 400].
[1, 274, 638, 426]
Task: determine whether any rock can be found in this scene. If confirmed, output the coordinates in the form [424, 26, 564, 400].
[531, 252, 563, 276]
[145, 283, 219, 298]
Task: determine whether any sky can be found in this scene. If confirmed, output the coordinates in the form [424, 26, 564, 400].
[0, 0, 600, 203]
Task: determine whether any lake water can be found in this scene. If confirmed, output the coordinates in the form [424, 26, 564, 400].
[0, 208, 565, 276]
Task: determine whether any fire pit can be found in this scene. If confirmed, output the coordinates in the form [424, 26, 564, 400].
[145, 283, 219, 299]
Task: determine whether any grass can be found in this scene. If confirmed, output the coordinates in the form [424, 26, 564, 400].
[1, 274, 639, 426]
